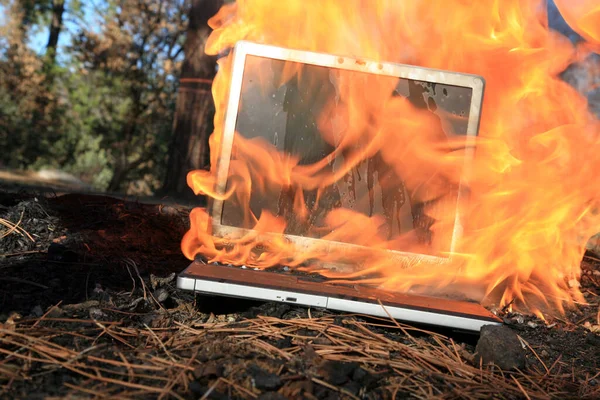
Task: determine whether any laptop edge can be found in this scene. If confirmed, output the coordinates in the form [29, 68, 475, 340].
[177, 42, 500, 332]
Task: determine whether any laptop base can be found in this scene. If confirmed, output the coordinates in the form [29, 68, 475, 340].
[177, 261, 501, 332]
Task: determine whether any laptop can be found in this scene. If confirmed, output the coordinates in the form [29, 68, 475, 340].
[177, 41, 501, 332]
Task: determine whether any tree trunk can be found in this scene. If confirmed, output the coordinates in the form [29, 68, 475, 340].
[32, 0, 66, 132]
[161, 0, 223, 198]
[46, 0, 65, 66]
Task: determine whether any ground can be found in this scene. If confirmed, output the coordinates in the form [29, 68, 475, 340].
[1, 189, 599, 399]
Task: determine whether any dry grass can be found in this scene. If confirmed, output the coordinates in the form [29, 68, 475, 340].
[1, 308, 597, 399]
[0, 211, 35, 242]
[1, 193, 598, 399]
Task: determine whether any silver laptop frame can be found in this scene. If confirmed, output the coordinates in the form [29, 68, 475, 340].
[178, 42, 497, 332]
[210, 41, 485, 266]
[177, 267, 502, 332]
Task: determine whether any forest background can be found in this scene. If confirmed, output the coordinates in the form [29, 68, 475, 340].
[0, 0, 597, 198]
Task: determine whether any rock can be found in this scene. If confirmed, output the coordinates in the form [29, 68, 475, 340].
[342, 381, 361, 396]
[352, 366, 376, 386]
[47, 306, 65, 318]
[311, 337, 332, 345]
[585, 332, 600, 346]
[584, 321, 600, 333]
[193, 363, 223, 379]
[302, 344, 321, 366]
[188, 381, 228, 400]
[31, 305, 44, 317]
[150, 273, 176, 290]
[261, 303, 290, 318]
[475, 325, 526, 370]
[48, 278, 62, 288]
[47, 243, 78, 263]
[249, 365, 282, 391]
[226, 315, 236, 323]
[318, 360, 359, 385]
[90, 284, 111, 303]
[89, 308, 108, 320]
[273, 337, 292, 349]
[282, 379, 313, 397]
[63, 300, 100, 311]
[257, 393, 288, 400]
[153, 287, 169, 303]
[457, 343, 476, 364]
[188, 381, 203, 395]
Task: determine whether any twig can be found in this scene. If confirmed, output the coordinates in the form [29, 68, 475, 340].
[0, 211, 34, 242]
[64, 382, 114, 398]
[159, 349, 198, 400]
[123, 258, 147, 300]
[144, 324, 176, 362]
[0, 277, 49, 289]
[93, 321, 135, 349]
[124, 262, 136, 296]
[32, 301, 63, 328]
[376, 299, 415, 338]
[0, 250, 44, 258]
[200, 378, 222, 400]
[583, 254, 600, 263]
[311, 377, 360, 400]
[512, 375, 532, 400]
[220, 377, 258, 399]
[0, 305, 582, 399]
[117, 351, 135, 383]
[518, 335, 549, 374]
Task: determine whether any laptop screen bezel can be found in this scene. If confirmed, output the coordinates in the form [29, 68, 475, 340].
[208, 41, 485, 268]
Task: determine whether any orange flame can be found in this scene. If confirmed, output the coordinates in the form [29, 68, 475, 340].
[554, 0, 600, 44]
[182, 0, 600, 316]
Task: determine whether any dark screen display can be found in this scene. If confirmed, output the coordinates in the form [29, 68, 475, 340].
[221, 55, 473, 255]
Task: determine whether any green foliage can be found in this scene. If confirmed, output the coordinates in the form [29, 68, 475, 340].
[0, 0, 188, 194]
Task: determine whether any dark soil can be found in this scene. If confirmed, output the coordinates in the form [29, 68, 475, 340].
[1, 189, 599, 399]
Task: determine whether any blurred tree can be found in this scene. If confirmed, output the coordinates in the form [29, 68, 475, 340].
[161, 0, 223, 198]
[0, 1, 46, 167]
[0, 0, 73, 63]
[0, 0, 79, 168]
[1, 0, 188, 195]
[70, 0, 188, 192]
[45, 0, 65, 64]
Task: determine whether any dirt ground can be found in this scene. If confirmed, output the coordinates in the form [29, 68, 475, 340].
[1, 189, 599, 399]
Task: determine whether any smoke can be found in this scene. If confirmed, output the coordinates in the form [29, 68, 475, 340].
[561, 55, 600, 116]
[548, 0, 600, 117]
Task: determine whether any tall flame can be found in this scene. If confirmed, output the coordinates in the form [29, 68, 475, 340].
[182, 0, 600, 316]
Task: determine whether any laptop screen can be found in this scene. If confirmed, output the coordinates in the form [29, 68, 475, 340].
[220, 54, 475, 257]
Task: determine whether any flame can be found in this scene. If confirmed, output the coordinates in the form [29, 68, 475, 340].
[554, 0, 600, 44]
[181, 0, 600, 316]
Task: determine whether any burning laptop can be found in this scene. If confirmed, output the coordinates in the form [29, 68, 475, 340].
[177, 41, 501, 331]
